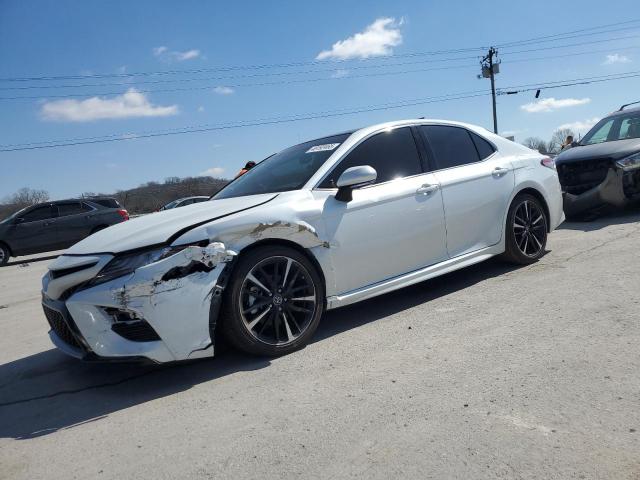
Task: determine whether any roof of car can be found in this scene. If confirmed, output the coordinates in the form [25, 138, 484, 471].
[51, 197, 116, 203]
[608, 105, 640, 117]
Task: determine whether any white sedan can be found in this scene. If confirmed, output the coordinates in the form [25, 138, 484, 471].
[41, 119, 564, 363]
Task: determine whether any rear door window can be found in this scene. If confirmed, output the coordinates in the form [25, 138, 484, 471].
[419, 125, 481, 170]
[469, 131, 496, 160]
[319, 127, 423, 188]
[57, 202, 88, 217]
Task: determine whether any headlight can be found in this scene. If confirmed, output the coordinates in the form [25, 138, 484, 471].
[87, 245, 191, 287]
[616, 152, 640, 171]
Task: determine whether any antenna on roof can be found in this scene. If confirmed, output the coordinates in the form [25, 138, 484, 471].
[619, 100, 640, 111]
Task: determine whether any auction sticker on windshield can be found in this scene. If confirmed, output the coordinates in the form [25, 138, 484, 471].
[306, 143, 340, 153]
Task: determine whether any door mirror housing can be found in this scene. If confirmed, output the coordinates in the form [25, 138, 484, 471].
[335, 165, 377, 202]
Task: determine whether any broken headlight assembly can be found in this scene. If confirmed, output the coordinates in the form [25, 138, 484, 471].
[87, 244, 198, 287]
[616, 152, 640, 171]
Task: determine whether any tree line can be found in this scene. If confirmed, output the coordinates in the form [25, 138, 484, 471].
[521, 128, 576, 155]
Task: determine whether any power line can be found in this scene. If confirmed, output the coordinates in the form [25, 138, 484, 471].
[2, 18, 639, 83]
[4, 67, 640, 153]
[6, 41, 640, 94]
[0, 48, 488, 83]
[0, 91, 491, 152]
[500, 33, 640, 56]
[0, 55, 483, 92]
[2, 35, 638, 100]
[0, 63, 480, 100]
[496, 22, 640, 48]
[499, 70, 640, 94]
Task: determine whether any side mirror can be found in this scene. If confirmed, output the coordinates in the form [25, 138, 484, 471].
[335, 166, 377, 202]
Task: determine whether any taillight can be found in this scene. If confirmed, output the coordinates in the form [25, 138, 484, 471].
[540, 157, 556, 170]
[117, 209, 129, 221]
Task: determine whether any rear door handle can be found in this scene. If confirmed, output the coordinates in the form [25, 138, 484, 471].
[492, 166, 510, 177]
[416, 184, 439, 196]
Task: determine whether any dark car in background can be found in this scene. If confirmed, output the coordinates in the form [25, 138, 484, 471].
[555, 102, 640, 218]
[0, 198, 129, 266]
[158, 196, 209, 211]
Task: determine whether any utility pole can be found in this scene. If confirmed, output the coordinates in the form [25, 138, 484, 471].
[479, 47, 499, 134]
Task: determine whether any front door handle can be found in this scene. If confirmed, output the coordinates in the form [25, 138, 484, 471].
[493, 166, 510, 177]
[416, 184, 439, 196]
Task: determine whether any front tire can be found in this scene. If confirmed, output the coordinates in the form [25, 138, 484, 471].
[220, 245, 325, 356]
[0, 243, 9, 267]
[501, 193, 548, 265]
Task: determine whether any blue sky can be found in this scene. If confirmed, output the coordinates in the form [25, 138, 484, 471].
[1, 0, 639, 199]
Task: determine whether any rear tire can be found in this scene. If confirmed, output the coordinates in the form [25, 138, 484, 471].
[0, 243, 9, 267]
[500, 193, 548, 265]
[220, 245, 325, 356]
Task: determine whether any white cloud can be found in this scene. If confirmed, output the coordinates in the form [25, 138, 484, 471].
[153, 46, 201, 62]
[520, 97, 591, 113]
[199, 167, 225, 177]
[153, 46, 168, 56]
[40, 88, 178, 122]
[175, 49, 200, 61]
[558, 117, 600, 135]
[331, 69, 350, 78]
[213, 86, 234, 95]
[316, 17, 403, 60]
[603, 53, 631, 65]
[197, 105, 205, 112]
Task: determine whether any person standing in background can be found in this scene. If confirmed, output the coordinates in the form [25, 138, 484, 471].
[235, 161, 256, 178]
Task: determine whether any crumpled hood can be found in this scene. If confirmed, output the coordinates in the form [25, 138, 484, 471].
[556, 138, 640, 165]
[66, 193, 277, 255]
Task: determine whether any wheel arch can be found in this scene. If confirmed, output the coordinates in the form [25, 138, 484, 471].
[0, 240, 13, 257]
[231, 238, 328, 291]
[512, 187, 552, 232]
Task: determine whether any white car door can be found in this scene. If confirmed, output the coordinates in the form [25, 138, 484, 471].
[418, 125, 515, 258]
[314, 127, 448, 294]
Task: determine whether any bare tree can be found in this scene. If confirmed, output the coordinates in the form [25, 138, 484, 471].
[0, 187, 50, 219]
[4, 187, 50, 206]
[548, 128, 576, 154]
[522, 137, 549, 154]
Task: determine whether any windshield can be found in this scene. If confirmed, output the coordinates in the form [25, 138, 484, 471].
[162, 200, 181, 210]
[581, 111, 640, 145]
[214, 133, 351, 200]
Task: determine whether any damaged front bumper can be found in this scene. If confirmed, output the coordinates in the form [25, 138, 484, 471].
[42, 243, 236, 363]
[562, 167, 638, 217]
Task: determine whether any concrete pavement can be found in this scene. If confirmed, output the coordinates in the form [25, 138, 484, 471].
[0, 214, 639, 479]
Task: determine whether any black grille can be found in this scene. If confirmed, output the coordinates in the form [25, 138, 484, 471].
[557, 158, 612, 195]
[43, 304, 82, 348]
[112, 321, 161, 342]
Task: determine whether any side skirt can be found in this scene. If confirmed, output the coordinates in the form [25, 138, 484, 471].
[326, 245, 503, 310]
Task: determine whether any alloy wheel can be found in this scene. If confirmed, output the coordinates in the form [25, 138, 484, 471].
[239, 256, 317, 346]
[513, 200, 546, 257]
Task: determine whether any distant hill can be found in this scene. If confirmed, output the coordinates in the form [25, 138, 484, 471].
[93, 175, 230, 214]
